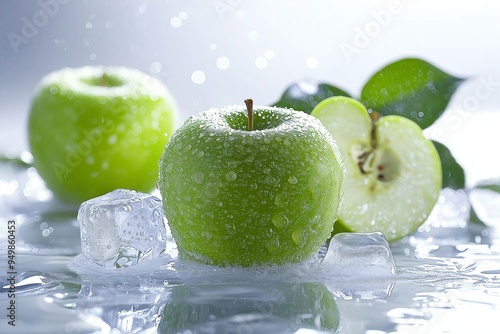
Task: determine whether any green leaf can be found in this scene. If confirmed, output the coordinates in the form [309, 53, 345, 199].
[361, 58, 465, 129]
[475, 182, 500, 193]
[432, 140, 465, 190]
[468, 205, 485, 226]
[273, 80, 350, 114]
[468, 178, 500, 225]
[0, 155, 32, 168]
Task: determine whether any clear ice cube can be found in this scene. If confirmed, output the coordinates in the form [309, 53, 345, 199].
[322, 232, 397, 275]
[78, 189, 167, 268]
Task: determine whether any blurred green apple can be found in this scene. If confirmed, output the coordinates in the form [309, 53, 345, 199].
[28, 66, 178, 203]
[158, 103, 344, 267]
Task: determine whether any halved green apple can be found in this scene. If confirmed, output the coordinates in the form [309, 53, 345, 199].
[311, 96, 442, 241]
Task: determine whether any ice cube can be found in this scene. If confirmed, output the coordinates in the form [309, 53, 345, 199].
[322, 232, 397, 276]
[78, 189, 167, 268]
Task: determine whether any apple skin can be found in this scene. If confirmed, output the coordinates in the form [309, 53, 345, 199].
[159, 282, 340, 333]
[311, 96, 442, 241]
[28, 66, 178, 204]
[158, 106, 344, 267]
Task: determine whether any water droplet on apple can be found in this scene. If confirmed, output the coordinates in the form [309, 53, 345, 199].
[108, 135, 117, 145]
[271, 212, 290, 229]
[274, 193, 287, 208]
[164, 162, 173, 173]
[193, 172, 205, 184]
[196, 150, 205, 158]
[225, 171, 237, 181]
[292, 228, 306, 246]
[265, 238, 280, 253]
[265, 175, 276, 184]
[132, 123, 142, 136]
[242, 137, 254, 145]
[288, 176, 298, 184]
[49, 87, 58, 95]
[244, 155, 255, 163]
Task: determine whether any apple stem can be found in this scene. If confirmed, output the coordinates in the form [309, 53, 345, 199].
[99, 73, 108, 87]
[245, 99, 254, 131]
[369, 110, 382, 148]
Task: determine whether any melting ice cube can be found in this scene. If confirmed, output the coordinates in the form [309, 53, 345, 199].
[322, 232, 397, 276]
[78, 189, 167, 268]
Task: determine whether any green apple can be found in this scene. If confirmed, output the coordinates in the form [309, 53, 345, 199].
[158, 102, 344, 267]
[311, 96, 441, 241]
[159, 282, 340, 333]
[28, 66, 178, 204]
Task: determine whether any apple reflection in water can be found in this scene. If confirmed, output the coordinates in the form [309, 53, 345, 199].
[72, 281, 339, 333]
[158, 282, 340, 334]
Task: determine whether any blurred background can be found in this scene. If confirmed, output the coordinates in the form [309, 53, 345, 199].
[1, 0, 500, 185]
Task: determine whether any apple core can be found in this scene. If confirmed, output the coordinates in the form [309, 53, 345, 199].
[311, 96, 442, 241]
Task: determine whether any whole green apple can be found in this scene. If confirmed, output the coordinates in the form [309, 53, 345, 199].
[28, 66, 178, 203]
[158, 103, 344, 267]
[159, 282, 340, 333]
[311, 96, 442, 241]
